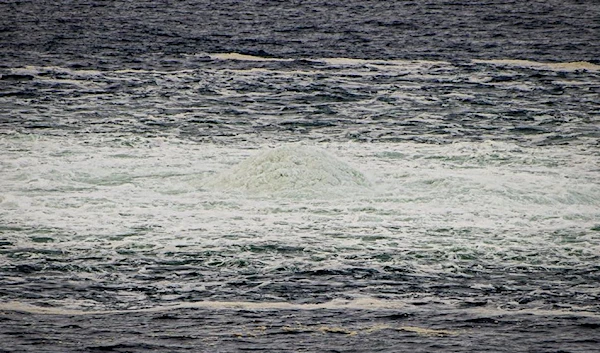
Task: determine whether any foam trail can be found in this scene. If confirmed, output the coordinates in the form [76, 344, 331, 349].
[472, 59, 600, 71]
[2, 300, 599, 320]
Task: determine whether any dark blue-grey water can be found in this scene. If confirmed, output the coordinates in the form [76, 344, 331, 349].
[1, 1, 599, 352]
[2, 0, 599, 68]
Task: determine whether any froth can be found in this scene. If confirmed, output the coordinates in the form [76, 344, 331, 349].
[205, 145, 370, 196]
[209, 53, 293, 62]
[473, 59, 600, 72]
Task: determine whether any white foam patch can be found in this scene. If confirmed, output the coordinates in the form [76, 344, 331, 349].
[1, 135, 597, 241]
[1, 134, 599, 312]
[320, 57, 451, 68]
[209, 53, 293, 62]
[472, 59, 600, 72]
[205, 145, 370, 196]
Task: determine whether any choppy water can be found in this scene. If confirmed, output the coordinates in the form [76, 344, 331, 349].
[1, 1, 600, 352]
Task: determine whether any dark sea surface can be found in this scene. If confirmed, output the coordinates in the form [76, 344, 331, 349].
[2, 0, 600, 68]
[1, 1, 600, 352]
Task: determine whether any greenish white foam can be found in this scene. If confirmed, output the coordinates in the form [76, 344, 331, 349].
[205, 145, 370, 196]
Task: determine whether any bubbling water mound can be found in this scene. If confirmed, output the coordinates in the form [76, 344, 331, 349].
[208, 145, 369, 196]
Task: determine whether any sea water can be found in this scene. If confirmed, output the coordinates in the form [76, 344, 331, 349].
[1, 1, 600, 352]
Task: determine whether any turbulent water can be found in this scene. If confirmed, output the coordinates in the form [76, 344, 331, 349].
[1, 1, 600, 352]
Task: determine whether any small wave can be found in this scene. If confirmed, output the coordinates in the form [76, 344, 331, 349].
[2, 299, 600, 319]
[205, 145, 369, 196]
[6, 65, 102, 77]
[206, 52, 454, 69]
[0, 298, 405, 315]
